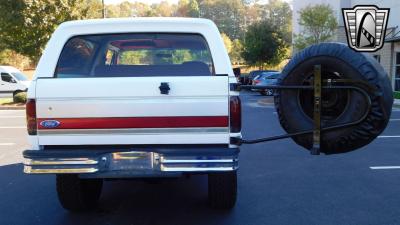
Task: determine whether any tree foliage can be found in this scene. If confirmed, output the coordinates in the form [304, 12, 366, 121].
[221, 33, 232, 53]
[0, 49, 32, 69]
[230, 39, 244, 65]
[199, 0, 245, 40]
[242, 20, 289, 68]
[294, 4, 338, 50]
[0, 0, 291, 68]
[0, 0, 93, 63]
[177, 0, 200, 17]
[263, 0, 292, 44]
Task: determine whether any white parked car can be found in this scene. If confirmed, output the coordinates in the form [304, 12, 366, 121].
[0, 66, 30, 98]
[23, 18, 240, 211]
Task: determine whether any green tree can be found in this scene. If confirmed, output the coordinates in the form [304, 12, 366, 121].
[199, 0, 245, 40]
[177, 0, 199, 17]
[0, 49, 32, 69]
[230, 39, 243, 65]
[221, 33, 232, 54]
[242, 20, 288, 68]
[0, 0, 93, 63]
[294, 4, 338, 50]
[262, 0, 292, 44]
[119, 1, 133, 17]
[84, 0, 103, 18]
[152, 1, 176, 17]
[130, 2, 153, 17]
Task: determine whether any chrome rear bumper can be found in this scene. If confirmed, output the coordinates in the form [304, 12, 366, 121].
[23, 147, 239, 177]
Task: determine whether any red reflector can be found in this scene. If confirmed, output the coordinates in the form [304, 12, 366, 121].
[230, 96, 241, 133]
[26, 99, 37, 135]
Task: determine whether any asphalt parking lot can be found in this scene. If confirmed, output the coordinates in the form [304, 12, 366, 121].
[1, 91, 400, 225]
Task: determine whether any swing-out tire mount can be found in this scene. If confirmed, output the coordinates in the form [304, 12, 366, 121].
[234, 43, 393, 154]
[274, 43, 393, 154]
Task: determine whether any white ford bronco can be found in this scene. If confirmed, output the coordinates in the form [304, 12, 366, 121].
[23, 17, 395, 213]
[23, 18, 241, 211]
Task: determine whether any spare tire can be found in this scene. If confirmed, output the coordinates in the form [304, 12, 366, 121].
[274, 42, 393, 154]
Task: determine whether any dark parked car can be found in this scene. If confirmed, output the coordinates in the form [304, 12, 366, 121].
[252, 71, 280, 96]
[247, 70, 278, 84]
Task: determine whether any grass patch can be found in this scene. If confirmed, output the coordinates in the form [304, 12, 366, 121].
[0, 98, 13, 105]
[0, 97, 25, 106]
[394, 91, 400, 99]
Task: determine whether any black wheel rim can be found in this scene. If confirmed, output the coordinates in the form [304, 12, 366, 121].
[298, 70, 350, 122]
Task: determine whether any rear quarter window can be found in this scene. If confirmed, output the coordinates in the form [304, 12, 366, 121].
[55, 33, 214, 78]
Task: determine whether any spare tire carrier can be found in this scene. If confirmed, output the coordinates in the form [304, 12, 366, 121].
[231, 64, 375, 155]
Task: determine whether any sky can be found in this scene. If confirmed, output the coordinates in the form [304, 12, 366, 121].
[105, 0, 292, 5]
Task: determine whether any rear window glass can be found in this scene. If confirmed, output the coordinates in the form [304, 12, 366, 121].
[55, 33, 214, 78]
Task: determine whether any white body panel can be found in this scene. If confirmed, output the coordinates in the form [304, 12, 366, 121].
[29, 18, 238, 149]
[35, 77, 229, 145]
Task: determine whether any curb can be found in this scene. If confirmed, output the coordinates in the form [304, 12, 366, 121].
[394, 99, 400, 106]
[0, 106, 25, 110]
[257, 97, 274, 106]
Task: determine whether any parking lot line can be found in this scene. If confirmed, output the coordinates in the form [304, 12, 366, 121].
[0, 126, 26, 129]
[390, 119, 400, 121]
[0, 116, 25, 118]
[370, 166, 400, 170]
[378, 136, 400, 138]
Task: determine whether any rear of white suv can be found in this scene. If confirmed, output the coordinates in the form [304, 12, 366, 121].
[23, 18, 241, 211]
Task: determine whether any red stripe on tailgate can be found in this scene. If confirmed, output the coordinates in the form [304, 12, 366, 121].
[37, 116, 228, 129]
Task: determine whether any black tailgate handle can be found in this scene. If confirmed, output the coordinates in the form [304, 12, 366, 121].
[159, 82, 170, 95]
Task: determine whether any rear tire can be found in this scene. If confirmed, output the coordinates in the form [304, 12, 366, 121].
[56, 174, 103, 212]
[208, 171, 237, 209]
[274, 42, 393, 154]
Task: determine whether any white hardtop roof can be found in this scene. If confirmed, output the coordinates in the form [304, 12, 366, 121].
[58, 17, 217, 34]
[35, 17, 234, 78]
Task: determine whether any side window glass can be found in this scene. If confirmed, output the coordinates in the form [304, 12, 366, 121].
[1, 73, 15, 83]
[56, 38, 98, 78]
[105, 49, 114, 65]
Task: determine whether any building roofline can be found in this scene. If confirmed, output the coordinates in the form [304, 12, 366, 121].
[385, 36, 400, 42]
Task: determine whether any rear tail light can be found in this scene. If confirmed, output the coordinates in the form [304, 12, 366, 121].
[26, 99, 37, 135]
[230, 96, 241, 133]
[253, 80, 260, 84]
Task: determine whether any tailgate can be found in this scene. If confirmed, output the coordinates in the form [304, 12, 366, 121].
[35, 76, 229, 145]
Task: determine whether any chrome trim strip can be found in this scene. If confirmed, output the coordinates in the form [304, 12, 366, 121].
[24, 167, 98, 174]
[38, 127, 229, 135]
[160, 159, 236, 163]
[39, 96, 227, 101]
[25, 158, 98, 165]
[160, 166, 235, 172]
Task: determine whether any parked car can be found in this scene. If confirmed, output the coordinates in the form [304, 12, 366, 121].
[0, 66, 30, 99]
[252, 71, 280, 96]
[23, 18, 240, 211]
[247, 69, 278, 84]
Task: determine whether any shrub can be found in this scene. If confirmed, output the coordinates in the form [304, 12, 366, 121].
[13, 92, 27, 103]
[394, 91, 400, 100]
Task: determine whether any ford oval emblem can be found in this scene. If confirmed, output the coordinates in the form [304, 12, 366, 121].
[40, 120, 60, 129]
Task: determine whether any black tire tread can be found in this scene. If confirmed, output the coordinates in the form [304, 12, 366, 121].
[274, 42, 393, 154]
[208, 171, 237, 209]
[56, 174, 103, 212]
